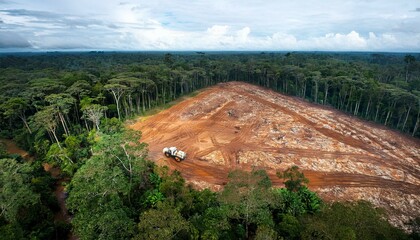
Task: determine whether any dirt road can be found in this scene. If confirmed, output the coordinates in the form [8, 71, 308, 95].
[130, 82, 420, 228]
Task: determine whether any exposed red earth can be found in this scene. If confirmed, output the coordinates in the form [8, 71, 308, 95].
[130, 82, 420, 229]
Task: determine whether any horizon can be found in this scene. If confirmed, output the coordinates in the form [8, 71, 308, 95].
[1, 50, 420, 54]
[1, 0, 420, 52]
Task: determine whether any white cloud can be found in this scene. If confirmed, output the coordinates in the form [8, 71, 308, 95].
[207, 25, 229, 36]
[304, 31, 368, 50]
[1, 0, 419, 51]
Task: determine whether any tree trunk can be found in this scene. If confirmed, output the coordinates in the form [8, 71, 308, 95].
[384, 110, 392, 126]
[58, 112, 69, 136]
[412, 116, 419, 136]
[142, 91, 146, 113]
[346, 87, 353, 112]
[19, 114, 32, 134]
[365, 97, 371, 118]
[51, 129, 61, 149]
[84, 119, 90, 131]
[128, 93, 133, 116]
[375, 104, 380, 122]
[324, 83, 329, 105]
[401, 106, 411, 131]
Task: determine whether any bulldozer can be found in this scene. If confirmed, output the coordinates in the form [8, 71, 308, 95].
[163, 147, 187, 162]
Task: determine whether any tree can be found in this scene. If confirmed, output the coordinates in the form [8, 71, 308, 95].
[66, 80, 91, 101]
[81, 104, 107, 131]
[1, 97, 32, 134]
[301, 201, 407, 240]
[277, 166, 309, 192]
[67, 129, 150, 239]
[219, 169, 275, 239]
[0, 159, 58, 239]
[104, 83, 127, 120]
[26, 78, 66, 110]
[45, 93, 74, 136]
[277, 214, 301, 239]
[135, 202, 190, 240]
[31, 106, 61, 148]
[404, 54, 416, 82]
[0, 159, 39, 223]
[0, 141, 7, 158]
[297, 187, 322, 214]
[66, 80, 92, 124]
[190, 206, 231, 239]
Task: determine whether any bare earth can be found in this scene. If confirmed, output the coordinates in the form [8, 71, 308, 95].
[130, 82, 420, 229]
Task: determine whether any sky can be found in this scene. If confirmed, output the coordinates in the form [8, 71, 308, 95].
[0, 0, 419, 52]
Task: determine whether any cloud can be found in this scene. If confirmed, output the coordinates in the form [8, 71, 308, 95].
[0, 9, 60, 21]
[0, 31, 31, 48]
[308, 31, 368, 50]
[121, 26, 420, 51]
[0, 0, 419, 51]
[0, 9, 104, 28]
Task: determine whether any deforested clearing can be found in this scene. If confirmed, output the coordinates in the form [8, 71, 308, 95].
[130, 81, 420, 229]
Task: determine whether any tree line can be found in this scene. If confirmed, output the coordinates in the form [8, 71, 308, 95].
[1, 52, 419, 145]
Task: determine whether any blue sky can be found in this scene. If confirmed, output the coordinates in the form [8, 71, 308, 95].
[0, 0, 419, 51]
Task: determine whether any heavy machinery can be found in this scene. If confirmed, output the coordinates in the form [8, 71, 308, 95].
[163, 147, 187, 162]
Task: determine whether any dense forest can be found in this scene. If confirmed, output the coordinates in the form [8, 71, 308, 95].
[0, 52, 419, 239]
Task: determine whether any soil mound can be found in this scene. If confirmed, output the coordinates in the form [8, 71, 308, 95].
[130, 82, 420, 228]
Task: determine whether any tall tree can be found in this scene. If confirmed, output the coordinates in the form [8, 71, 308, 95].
[45, 93, 74, 136]
[81, 104, 107, 131]
[404, 54, 416, 82]
[104, 83, 127, 120]
[1, 97, 32, 133]
[31, 106, 61, 148]
[219, 169, 275, 239]
[277, 166, 309, 192]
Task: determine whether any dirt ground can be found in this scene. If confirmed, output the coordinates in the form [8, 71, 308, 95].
[0, 139, 32, 160]
[130, 81, 420, 229]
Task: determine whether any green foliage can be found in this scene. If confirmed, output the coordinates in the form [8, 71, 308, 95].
[219, 169, 275, 238]
[301, 201, 408, 240]
[67, 129, 150, 239]
[275, 188, 306, 216]
[277, 165, 309, 192]
[408, 217, 420, 240]
[297, 187, 322, 214]
[0, 141, 7, 158]
[190, 206, 231, 240]
[135, 202, 190, 240]
[0, 158, 58, 239]
[100, 117, 123, 134]
[255, 225, 278, 240]
[277, 214, 301, 240]
[144, 189, 165, 207]
[0, 159, 39, 223]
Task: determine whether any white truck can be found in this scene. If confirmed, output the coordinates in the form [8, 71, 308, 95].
[163, 147, 187, 162]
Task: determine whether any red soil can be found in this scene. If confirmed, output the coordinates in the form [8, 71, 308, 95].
[130, 82, 420, 229]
